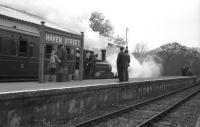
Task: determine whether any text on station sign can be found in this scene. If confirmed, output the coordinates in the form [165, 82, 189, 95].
[45, 33, 81, 46]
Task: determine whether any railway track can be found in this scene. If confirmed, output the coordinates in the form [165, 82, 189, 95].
[153, 86, 200, 127]
[71, 84, 200, 127]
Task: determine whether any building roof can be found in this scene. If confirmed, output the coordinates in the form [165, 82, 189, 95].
[0, 4, 79, 35]
[107, 41, 124, 48]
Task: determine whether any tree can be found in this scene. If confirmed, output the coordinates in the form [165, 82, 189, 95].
[89, 11, 113, 38]
[114, 36, 127, 46]
[132, 42, 149, 62]
[133, 42, 149, 54]
[152, 42, 200, 76]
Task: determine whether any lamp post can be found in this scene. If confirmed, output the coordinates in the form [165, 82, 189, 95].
[125, 27, 129, 49]
[79, 32, 84, 81]
[39, 21, 45, 83]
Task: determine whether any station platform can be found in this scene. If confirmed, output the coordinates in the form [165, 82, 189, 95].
[0, 76, 198, 126]
[0, 76, 185, 94]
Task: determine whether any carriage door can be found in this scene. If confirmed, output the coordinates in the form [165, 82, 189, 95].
[18, 39, 28, 76]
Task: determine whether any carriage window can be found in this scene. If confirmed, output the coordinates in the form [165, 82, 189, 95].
[29, 43, 34, 57]
[19, 40, 28, 56]
[0, 37, 1, 53]
[45, 44, 52, 58]
[0, 37, 17, 55]
[66, 47, 71, 60]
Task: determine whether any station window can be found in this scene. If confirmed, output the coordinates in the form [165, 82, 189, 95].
[29, 43, 34, 57]
[19, 40, 28, 56]
[65, 47, 76, 60]
[0, 37, 17, 55]
[45, 44, 52, 58]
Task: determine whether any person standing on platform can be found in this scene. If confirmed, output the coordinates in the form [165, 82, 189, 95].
[124, 49, 130, 81]
[49, 50, 61, 81]
[117, 47, 125, 82]
[187, 66, 193, 76]
[57, 46, 68, 73]
[89, 54, 98, 78]
[181, 66, 188, 76]
[85, 52, 92, 77]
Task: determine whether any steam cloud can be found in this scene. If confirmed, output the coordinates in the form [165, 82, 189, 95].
[106, 46, 162, 78]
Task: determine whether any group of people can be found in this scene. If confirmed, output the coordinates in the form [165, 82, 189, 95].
[49, 45, 72, 81]
[117, 47, 131, 82]
[49, 45, 131, 82]
[181, 66, 193, 76]
[84, 53, 98, 78]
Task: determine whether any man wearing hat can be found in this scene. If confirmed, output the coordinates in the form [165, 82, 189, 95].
[117, 47, 125, 82]
[124, 49, 130, 81]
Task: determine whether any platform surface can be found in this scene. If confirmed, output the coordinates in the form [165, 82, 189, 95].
[0, 76, 186, 94]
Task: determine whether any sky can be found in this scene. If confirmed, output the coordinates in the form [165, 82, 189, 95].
[1, 0, 200, 51]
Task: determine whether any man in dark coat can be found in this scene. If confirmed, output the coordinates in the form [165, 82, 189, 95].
[57, 46, 68, 73]
[89, 54, 98, 78]
[181, 66, 188, 76]
[124, 49, 130, 81]
[84, 52, 92, 77]
[117, 47, 125, 82]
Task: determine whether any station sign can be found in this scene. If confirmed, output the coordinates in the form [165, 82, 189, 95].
[39, 21, 84, 82]
[45, 33, 81, 47]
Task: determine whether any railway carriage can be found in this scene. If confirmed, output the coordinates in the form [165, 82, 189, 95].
[0, 27, 40, 81]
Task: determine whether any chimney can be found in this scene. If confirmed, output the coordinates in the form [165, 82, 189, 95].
[101, 49, 106, 61]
